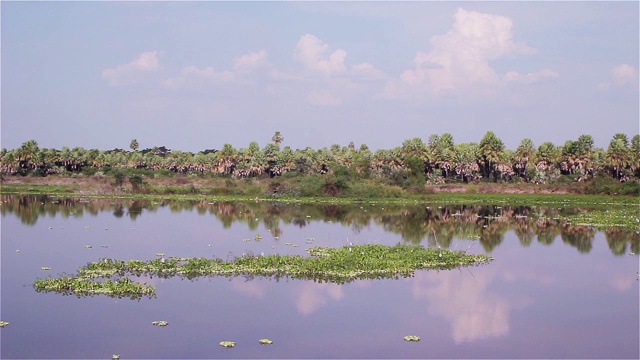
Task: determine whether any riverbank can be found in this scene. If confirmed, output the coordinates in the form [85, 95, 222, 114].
[2, 174, 637, 209]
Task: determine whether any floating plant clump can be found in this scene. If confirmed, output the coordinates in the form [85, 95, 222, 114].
[151, 321, 169, 327]
[219, 341, 235, 348]
[0, 321, 9, 328]
[33, 244, 492, 298]
[259, 339, 273, 345]
[33, 276, 155, 300]
[404, 335, 421, 342]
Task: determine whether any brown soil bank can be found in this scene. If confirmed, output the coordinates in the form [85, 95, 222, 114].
[2, 174, 630, 197]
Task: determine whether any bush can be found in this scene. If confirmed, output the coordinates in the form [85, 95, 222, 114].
[112, 170, 126, 187]
[82, 167, 98, 176]
[129, 174, 145, 192]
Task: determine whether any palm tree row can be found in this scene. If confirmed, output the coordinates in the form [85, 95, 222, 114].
[1, 131, 639, 184]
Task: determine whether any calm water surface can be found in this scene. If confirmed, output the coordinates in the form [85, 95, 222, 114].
[1, 196, 638, 359]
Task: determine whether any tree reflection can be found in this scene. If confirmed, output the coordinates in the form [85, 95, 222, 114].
[2, 195, 638, 256]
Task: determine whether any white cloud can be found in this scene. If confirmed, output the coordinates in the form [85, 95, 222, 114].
[294, 34, 347, 75]
[233, 50, 268, 72]
[163, 50, 268, 90]
[611, 64, 637, 85]
[598, 64, 638, 90]
[386, 8, 549, 99]
[289, 34, 386, 106]
[306, 91, 342, 106]
[351, 62, 385, 81]
[102, 51, 162, 86]
[504, 69, 559, 84]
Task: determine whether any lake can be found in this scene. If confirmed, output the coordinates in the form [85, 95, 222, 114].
[1, 195, 638, 359]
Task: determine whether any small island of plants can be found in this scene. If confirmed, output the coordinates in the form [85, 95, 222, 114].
[33, 244, 493, 299]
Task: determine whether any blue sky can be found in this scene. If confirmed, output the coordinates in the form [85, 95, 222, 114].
[1, 1, 638, 152]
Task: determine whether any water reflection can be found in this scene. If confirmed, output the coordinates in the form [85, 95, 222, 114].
[2, 196, 638, 359]
[412, 269, 534, 343]
[2, 195, 638, 255]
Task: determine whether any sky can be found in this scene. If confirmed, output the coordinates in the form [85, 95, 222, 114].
[1, 1, 638, 153]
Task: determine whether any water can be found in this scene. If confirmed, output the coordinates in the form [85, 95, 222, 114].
[1, 196, 638, 359]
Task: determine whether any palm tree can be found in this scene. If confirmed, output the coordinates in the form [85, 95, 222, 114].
[272, 131, 284, 146]
[630, 135, 640, 177]
[130, 139, 139, 152]
[16, 140, 40, 171]
[514, 138, 536, 180]
[454, 142, 481, 182]
[216, 144, 238, 175]
[479, 131, 505, 181]
[606, 135, 631, 180]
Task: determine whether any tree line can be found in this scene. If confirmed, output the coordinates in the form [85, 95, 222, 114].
[1, 131, 639, 186]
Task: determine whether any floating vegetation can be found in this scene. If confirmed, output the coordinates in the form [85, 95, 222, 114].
[0, 321, 9, 328]
[112, 355, 120, 360]
[404, 335, 420, 342]
[85, 245, 92, 248]
[258, 339, 273, 345]
[567, 208, 640, 232]
[33, 244, 492, 299]
[41, 267, 51, 271]
[219, 341, 235, 348]
[33, 276, 155, 300]
[151, 320, 169, 327]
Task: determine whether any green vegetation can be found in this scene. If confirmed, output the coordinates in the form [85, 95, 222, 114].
[259, 339, 273, 345]
[219, 341, 236, 348]
[404, 335, 421, 342]
[33, 277, 156, 300]
[33, 244, 492, 299]
[2, 132, 638, 197]
[0, 321, 9, 328]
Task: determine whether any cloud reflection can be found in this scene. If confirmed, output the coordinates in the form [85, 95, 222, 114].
[411, 269, 533, 343]
[293, 282, 344, 315]
[231, 278, 267, 299]
[610, 273, 635, 292]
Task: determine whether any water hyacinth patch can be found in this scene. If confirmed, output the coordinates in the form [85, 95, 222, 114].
[33, 244, 492, 298]
[151, 321, 169, 327]
[0, 321, 9, 328]
[219, 341, 235, 348]
[33, 276, 156, 300]
[259, 339, 273, 345]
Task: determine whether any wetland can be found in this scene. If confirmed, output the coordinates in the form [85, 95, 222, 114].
[1, 194, 638, 359]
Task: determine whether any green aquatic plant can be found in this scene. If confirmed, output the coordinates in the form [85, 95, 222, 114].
[151, 320, 169, 327]
[33, 244, 492, 298]
[567, 208, 640, 231]
[258, 339, 273, 345]
[219, 341, 235, 348]
[41, 267, 51, 271]
[33, 276, 155, 300]
[0, 321, 9, 328]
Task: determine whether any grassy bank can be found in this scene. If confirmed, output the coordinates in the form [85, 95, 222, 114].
[2, 173, 637, 203]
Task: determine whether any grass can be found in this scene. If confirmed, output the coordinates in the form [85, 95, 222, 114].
[33, 244, 493, 298]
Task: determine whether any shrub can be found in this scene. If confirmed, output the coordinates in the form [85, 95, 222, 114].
[112, 170, 126, 187]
